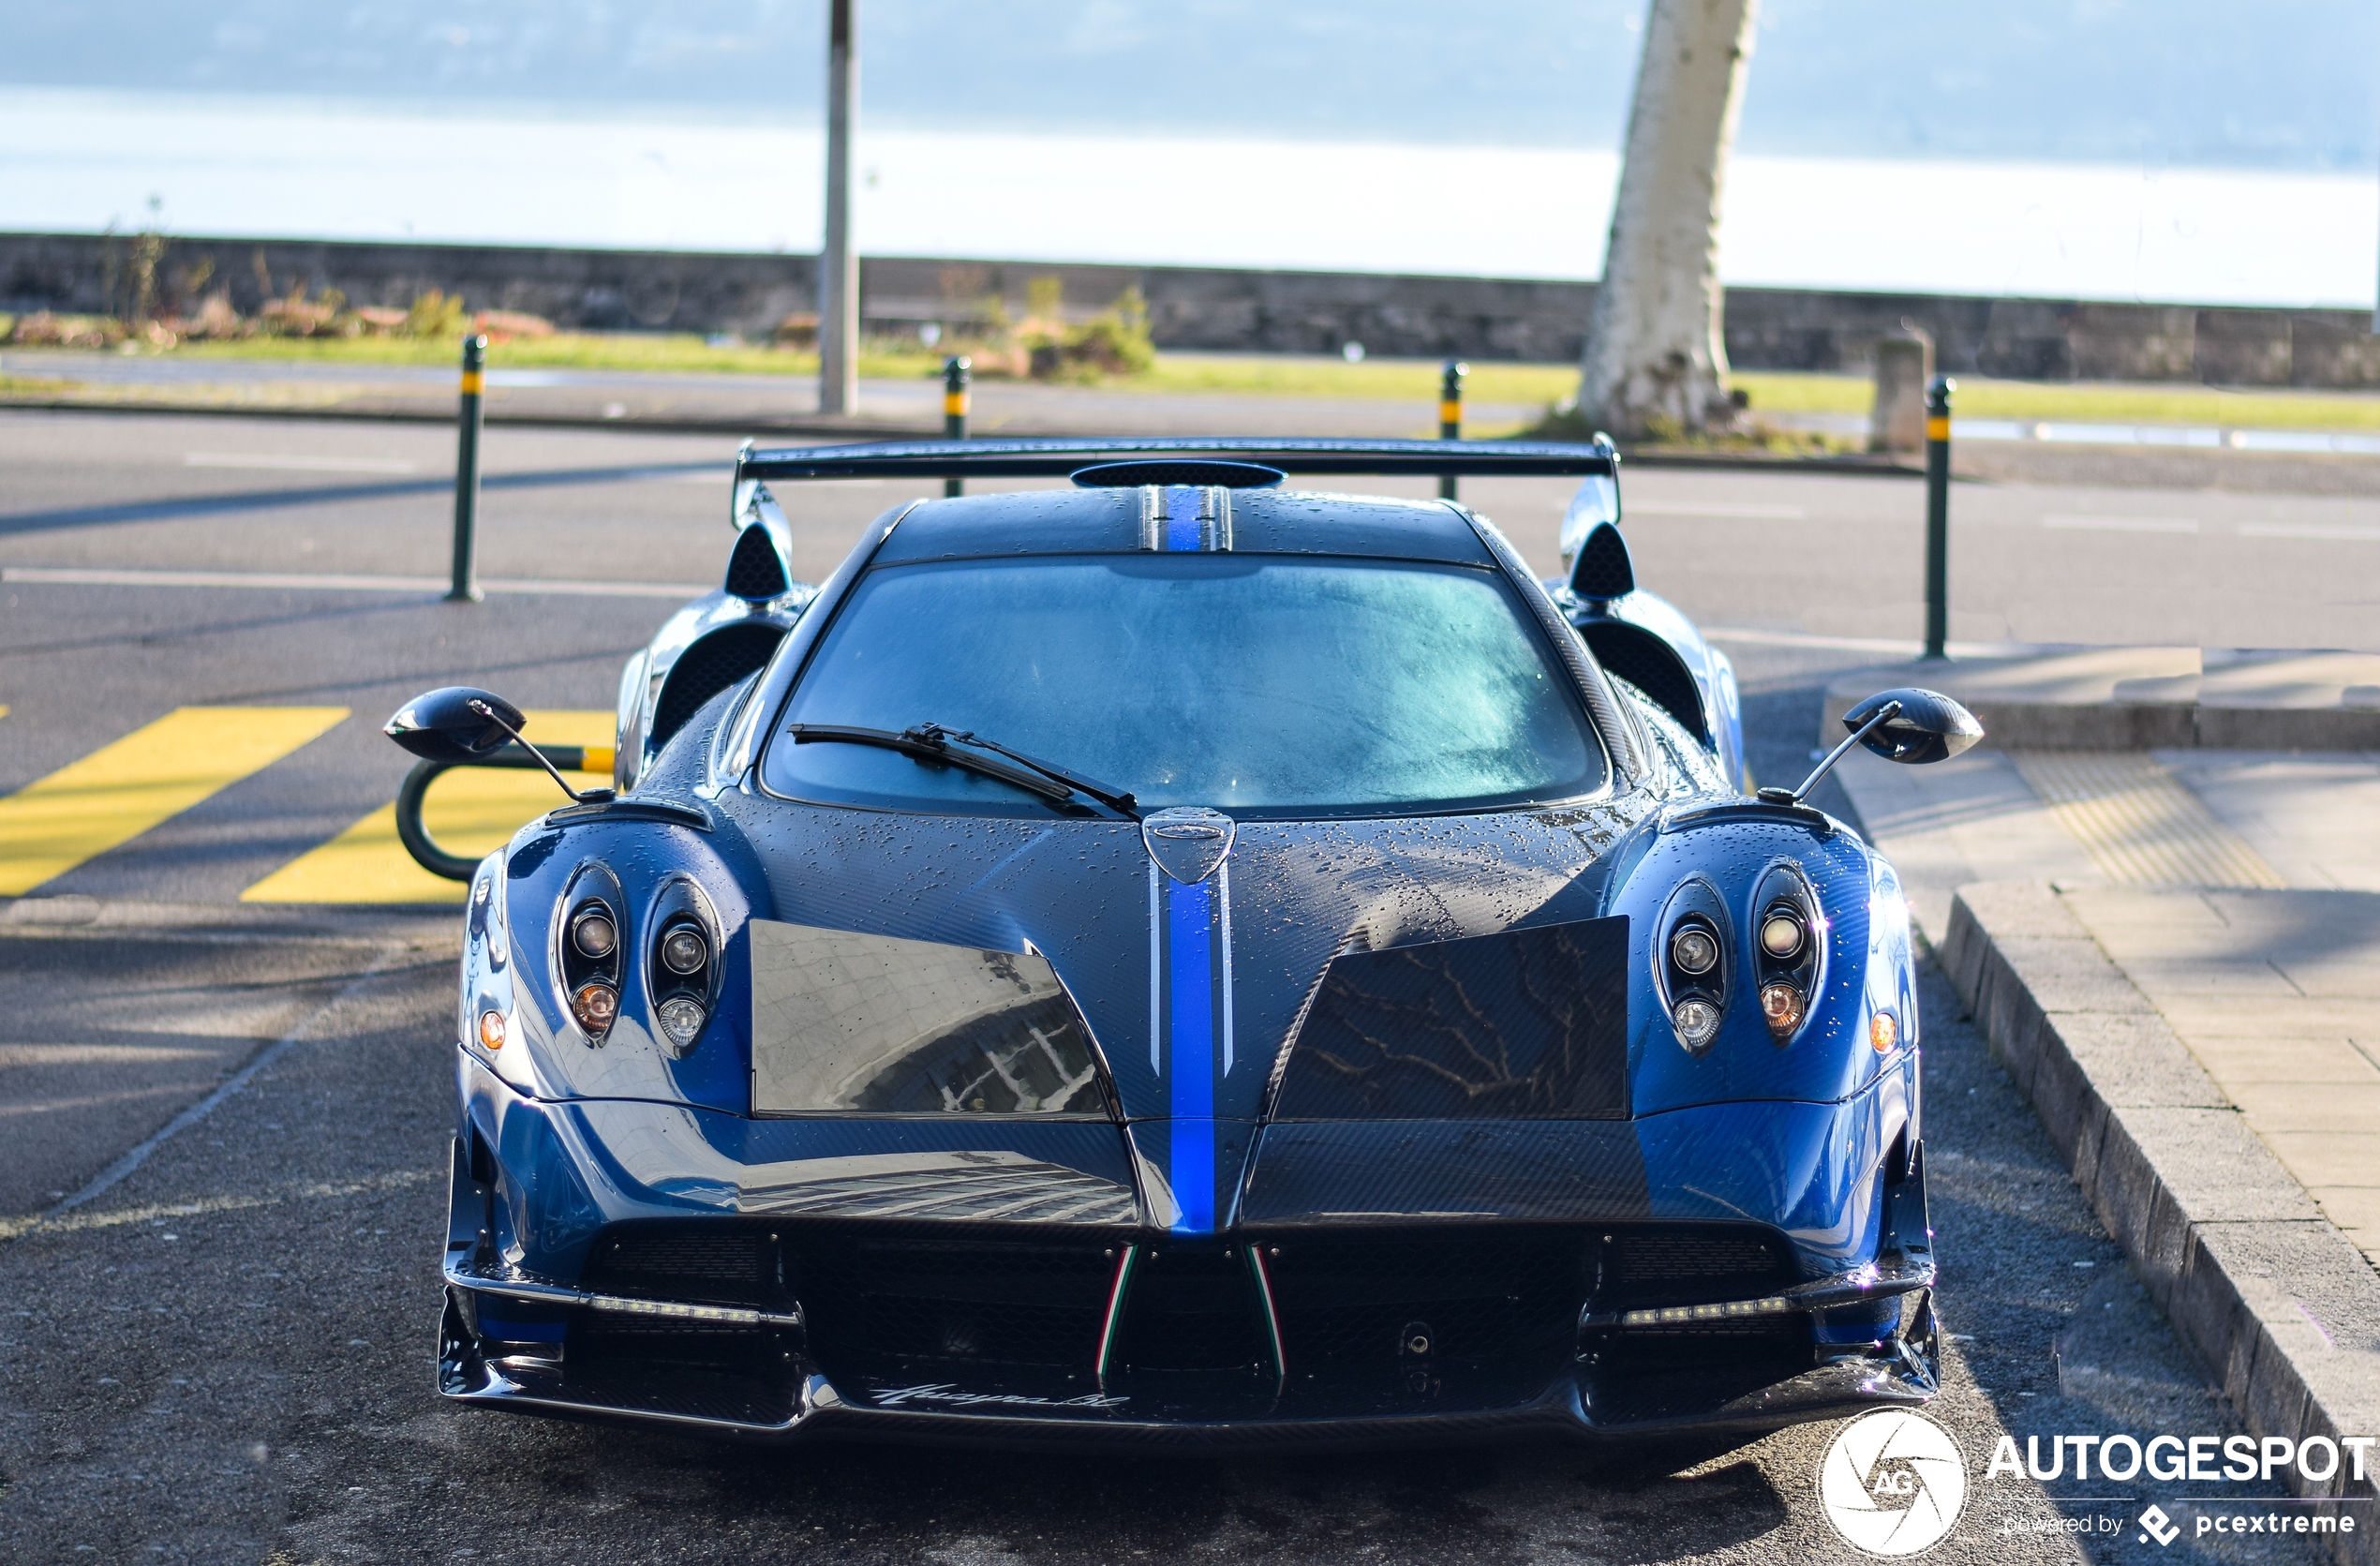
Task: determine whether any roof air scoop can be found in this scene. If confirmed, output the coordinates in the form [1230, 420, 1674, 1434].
[1071, 459, 1284, 489]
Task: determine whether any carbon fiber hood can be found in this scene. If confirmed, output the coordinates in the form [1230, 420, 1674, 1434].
[713, 789, 1648, 1126]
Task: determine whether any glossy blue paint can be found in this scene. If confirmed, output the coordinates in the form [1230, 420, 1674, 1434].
[1163, 485, 1201, 551]
[1166, 875, 1218, 1230]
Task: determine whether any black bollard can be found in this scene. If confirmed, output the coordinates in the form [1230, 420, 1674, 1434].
[447, 334, 487, 603]
[1437, 359, 1466, 501]
[943, 354, 971, 499]
[1923, 375, 1954, 660]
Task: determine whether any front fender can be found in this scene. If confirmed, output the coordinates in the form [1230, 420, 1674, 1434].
[1610, 803, 1918, 1117]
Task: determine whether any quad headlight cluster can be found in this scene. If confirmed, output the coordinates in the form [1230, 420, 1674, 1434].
[1657, 866, 1826, 1054]
[551, 865, 721, 1056]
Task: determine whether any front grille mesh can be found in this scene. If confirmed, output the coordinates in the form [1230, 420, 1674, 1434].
[1263, 1230, 1583, 1373]
[550, 1219, 1813, 1421]
[1603, 1228, 1792, 1308]
[582, 1226, 775, 1307]
[797, 1234, 1119, 1380]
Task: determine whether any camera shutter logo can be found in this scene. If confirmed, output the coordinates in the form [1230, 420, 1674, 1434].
[1818, 1409, 1969, 1556]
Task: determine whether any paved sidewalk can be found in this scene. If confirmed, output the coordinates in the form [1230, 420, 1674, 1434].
[1827, 661, 2380, 1269]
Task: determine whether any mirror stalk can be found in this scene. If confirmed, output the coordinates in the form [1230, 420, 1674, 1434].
[1761, 702, 1901, 808]
[467, 700, 616, 805]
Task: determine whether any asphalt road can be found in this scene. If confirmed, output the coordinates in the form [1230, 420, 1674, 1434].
[2, 405, 2366, 1563]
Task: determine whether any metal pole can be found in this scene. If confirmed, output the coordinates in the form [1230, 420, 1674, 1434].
[1923, 375, 1954, 660]
[446, 333, 486, 603]
[942, 354, 970, 499]
[1437, 359, 1466, 501]
[817, 0, 859, 415]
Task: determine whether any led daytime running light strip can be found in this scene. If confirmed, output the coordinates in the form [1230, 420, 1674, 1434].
[1619, 1296, 1797, 1327]
[448, 1263, 804, 1330]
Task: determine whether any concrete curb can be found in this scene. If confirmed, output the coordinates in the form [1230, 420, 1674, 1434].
[1943, 881, 2380, 1562]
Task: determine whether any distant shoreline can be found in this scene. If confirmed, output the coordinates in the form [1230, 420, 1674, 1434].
[1, 88, 2373, 310]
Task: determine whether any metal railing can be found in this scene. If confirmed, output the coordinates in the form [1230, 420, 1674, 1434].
[394, 741, 614, 880]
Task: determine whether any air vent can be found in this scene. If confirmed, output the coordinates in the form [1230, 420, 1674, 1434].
[649, 624, 785, 752]
[1577, 622, 1708, 741]
[723, 524, 791, 600]
[1568, 520, 1635, 600]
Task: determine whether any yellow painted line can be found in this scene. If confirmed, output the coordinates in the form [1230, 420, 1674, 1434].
[0, 707, 349, 897]
[243, 710, 614, 904]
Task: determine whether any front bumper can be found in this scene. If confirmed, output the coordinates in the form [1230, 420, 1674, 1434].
[439, 1261, 1938, 1449]
[443, 1053, 1934, 1447]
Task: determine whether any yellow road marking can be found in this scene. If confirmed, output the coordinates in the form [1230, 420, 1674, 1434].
[242, 710, 614, 904]
[0, 707, 349, 896]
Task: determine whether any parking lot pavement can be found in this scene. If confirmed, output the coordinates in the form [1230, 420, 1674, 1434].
[0, 912, 2317, 1566]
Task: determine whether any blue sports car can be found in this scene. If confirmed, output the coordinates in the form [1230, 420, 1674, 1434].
[389, 437, 1979, 1447]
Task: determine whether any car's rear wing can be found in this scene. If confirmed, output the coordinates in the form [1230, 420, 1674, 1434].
[728, 435, 1628, 582]
[733, 434, 1618, 485]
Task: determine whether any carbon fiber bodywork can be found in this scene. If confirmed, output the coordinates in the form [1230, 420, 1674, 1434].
[443, 459, 1938, 1446]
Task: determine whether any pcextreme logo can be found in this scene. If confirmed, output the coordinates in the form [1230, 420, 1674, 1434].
[1818, 1410, 1970, 1556]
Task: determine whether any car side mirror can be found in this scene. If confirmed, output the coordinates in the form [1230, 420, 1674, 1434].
[1842, 687, 1983, 765]
[1759, 686, 1983, 806]
[384, 687, 524, 764]
[385, 686, 614, 804]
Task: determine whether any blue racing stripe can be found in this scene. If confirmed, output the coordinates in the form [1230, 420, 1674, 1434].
[1167, 876, 1215, 1230]
[1163, 485, 1201, 551]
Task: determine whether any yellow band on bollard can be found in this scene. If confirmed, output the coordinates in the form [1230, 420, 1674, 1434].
[943, 393, 969, 416]
[583, 745, 614, 775]
[1926, 416, 1950, 441]
[459, 372, 484, 395]
[1438, 402, 1461, 425]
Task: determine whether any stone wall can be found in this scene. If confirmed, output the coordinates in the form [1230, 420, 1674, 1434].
[3, 231, 2373, 386]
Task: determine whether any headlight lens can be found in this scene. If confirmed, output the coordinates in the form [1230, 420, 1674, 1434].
[1759, 912, 1804, 959]
[1671, 926, 1718, 976]
[661, 926, 708, 976]
[573, 910, 617, 959]
[1672, 997, 1722, 1050]
[1759, 981, 1805, 1035]
[655, 995, 707, 1050]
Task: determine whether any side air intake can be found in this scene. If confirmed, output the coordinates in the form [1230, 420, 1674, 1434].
[1569, 520, 1635, 601]
[649, 624, 785, 752]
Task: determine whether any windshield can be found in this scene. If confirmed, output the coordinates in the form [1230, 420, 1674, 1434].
[760, 554, 1608, 818]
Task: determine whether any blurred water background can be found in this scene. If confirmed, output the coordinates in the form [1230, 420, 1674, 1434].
[2, 0, 2374, 306]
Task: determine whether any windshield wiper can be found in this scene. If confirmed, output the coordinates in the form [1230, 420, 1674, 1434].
[787, 723, 1140, 820]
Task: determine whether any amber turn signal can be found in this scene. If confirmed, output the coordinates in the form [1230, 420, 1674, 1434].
[1870, 1010, 1899, 1053]
[571, 981, 619, 1034]
[478, 1009, 507, 1050]
[1758, 981, 1805, 1037]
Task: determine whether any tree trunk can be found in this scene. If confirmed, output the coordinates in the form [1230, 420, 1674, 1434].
[1577, 0, 1760, 440]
